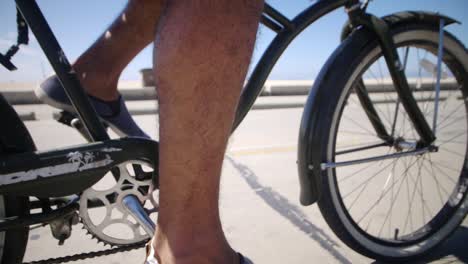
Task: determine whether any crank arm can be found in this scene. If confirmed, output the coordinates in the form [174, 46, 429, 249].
[122, 195, 155, 235]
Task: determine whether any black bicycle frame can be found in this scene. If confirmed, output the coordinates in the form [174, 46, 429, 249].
[20, 0, 433, 145]
[6, 0, 353, 197]
[15, 0, 110, 142]
[233, 0, 352, 130]
[234, 0, 436, 145]
[2, 0, 439, 228]
[345, 5, 436, 145]
[17, 0, 353, 138]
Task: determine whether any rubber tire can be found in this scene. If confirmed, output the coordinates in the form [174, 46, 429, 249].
[313, 24, 468, 262]
[0, 94, 35, 264]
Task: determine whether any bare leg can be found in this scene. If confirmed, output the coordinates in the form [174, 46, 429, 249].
[72, 0, 165, 100]
[153, 1, 264, 263]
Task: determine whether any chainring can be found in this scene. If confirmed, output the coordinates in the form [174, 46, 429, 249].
[79, 160, 158, 246]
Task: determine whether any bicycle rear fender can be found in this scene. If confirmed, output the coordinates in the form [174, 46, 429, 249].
[297, 11, 460, 206]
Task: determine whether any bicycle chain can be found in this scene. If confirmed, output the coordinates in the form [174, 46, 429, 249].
[22, 240, 148, 264]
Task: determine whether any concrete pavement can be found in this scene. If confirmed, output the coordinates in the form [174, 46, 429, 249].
[20, 107, 468, 264]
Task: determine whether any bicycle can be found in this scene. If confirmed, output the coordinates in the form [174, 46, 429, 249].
[0, 0, 467, 263]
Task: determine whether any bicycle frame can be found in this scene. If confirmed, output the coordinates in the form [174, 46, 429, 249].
[235, 0, 440, 146]
[1, 0, 456, 229]
[5, 0, 353, 197]
[234, 0, 352, 130]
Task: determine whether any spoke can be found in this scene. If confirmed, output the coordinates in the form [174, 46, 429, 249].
[336, 142, 387, 156]
[342, 159, 397, 199]
[402, 157, 424, 234]
[438, 128, 468, 136]
[432, 20, 446, 135]
[426, 155, 450, 204]
[420, 52, 435, 115]
[408, 160, 433, 220]
[439, 147, 465, 158]
[422, 76, 435, 117]
[390, 99, 400, 137]
[401, 108, 418, 140]
[435, 88, 460, 120]
[337, 141, 384, 148]
[390, 47, 410, 138]
[439, 140, 466, 145]
[377, 158, 399, 237]
[342, 115, 377, 136]
[425, 157, 459, 185]
[417, 50, 430, 114]
[364, 218, 373, 232]
[425, 98, 465, 125]
[355, 157, 420, 224]
[347, 176, 371, 211]
[399, 105, 408, 137]
[338, 130, 377, 136]
[437, 130, 467, 146]
[338, 42, 467, 238]
[366, 67, 392, 126]
[437, 115, 466, 133]
[418, 158, 426, 228]
[436, 102, 466, 128]
[376, 59, 394, 125]
[441, 87, 462, 112]
[406, 157, 434, 232]
[398, 99, 464, 138]
[339, 161, 378, 183]
[349, 95, 392, 131]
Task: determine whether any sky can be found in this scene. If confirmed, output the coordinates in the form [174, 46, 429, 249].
[0, 0, 467, 83]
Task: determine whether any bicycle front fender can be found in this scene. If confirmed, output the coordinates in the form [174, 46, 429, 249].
[297, 41, 351, 206]
[297, 21, 377, 206]
[297, 10, 461, 207]
[341, 11, 459, 41]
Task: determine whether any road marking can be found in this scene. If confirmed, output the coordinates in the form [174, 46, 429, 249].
[228, 145, 297, 156]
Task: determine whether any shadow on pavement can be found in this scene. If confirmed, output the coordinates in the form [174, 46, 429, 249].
[226, 156, 352, 264]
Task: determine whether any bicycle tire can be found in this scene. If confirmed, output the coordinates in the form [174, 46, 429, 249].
[0, 94, 35, 263]
[311, 24, 468, 261]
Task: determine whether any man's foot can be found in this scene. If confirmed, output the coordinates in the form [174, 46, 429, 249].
[144, 254, 253, 264]
[35, 75, 150, 138]
[144, 240, 253, 264]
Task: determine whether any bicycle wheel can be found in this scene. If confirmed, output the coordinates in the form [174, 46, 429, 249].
[316, 24, 468, 261]
[0, 94, 34, 263]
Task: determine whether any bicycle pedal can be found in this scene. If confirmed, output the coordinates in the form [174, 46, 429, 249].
[55, 110, 77, 127]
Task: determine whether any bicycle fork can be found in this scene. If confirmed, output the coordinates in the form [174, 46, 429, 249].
[346, 4, 441, 147]
[321, 5, 449, 171]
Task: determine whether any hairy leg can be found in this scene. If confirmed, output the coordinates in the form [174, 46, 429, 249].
[153, 1, 264, 263]
[72, 0, 165, 100]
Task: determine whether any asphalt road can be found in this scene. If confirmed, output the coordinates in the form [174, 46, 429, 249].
[20, 105, 468, 264]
